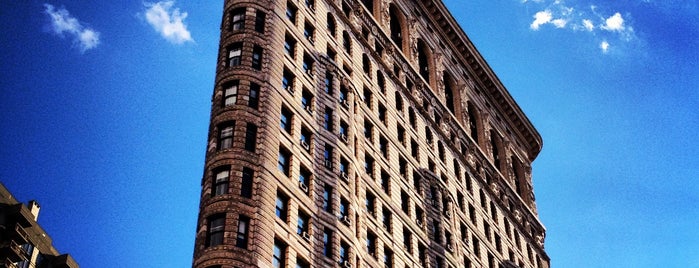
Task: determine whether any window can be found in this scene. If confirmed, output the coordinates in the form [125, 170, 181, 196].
[411, 139, 418, 159]
[273, 239, 287, 268]
[236, 215, 250, 248]
[437, 141, 445, 162]
[408, 107, 416, 129]
[340, 197, 350, 218]
[400, 190, 410, 214]
[378, 103, 387, 124]
[339, 157, 349, 178]
[323, 228, 333, 257]
[379, 136, 388, 158]
[383, 247, 394, 268]
[366, 231, 377, 256]
[380, 170, 390, 193]
[301, 89, 314, 111]
[206, 214, 225, 247]
[339, 121, 349, 141]
[280, 106, 292, 133]
[282, 68, 295, 92]
[223, 80, 239, 106]
[472, 235, 480, 257]
[302, 53, 314, 74]
[362, 54, 371, 76]
[490, 130, 501, 170]
[299, 166, 311, 191]
[397, 125, 405, 144]
[425, 127, 433, 145]
[327, 46, 337, 61]
[417, 39, 430, 82]
[363, 87, 372, 108]
[218, 122, 235, 150]
[468, 102, 479, 143]
[249, 82, 260, 109]
[339, 85, 348, 105]
[365, 191, 376, 216]
[325, 72, 334, 94]
[382, 208, 392, 232]
[377, 71, 386, 93]
[228, 43, 242, 67]
[327, 13, 336, 37]
[231, 8, 245, 30]
[300, 127, 312, 151]
[399, 157, 407, 178]
[276, 191, 289, 221]
[213, 168, 229, 196]
[389, 4, 403, 50]
[255, 10, 266, 33]
[365, 155, 374, 177]
[469, 204, 476, 223]
[324, 144, 334, 169]
[297, 210, 310, 235]
[342, 31, 351, 53]
[403, 227, 412, 253]
[284, 34, 297, 58]
[364, 120, 373, 140]
[286, 1, 297, 23]
[278, 147, 291, 176]
[252, 45, 263, 70]
[323, 184, 333, 213]
[305, 0, 315, 9]
[241, 167, 254, 198]
[490, 201, 498, 222]
[324, 107, 334, 131]
[304, 21, 315, 43]
[297, 257, 310, 268]
[245, 123, 257, 152]
[394, 91, 403, 111]
[340, 241, 350, 264]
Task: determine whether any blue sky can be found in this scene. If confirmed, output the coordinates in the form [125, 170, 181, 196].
[0, 1, 697, 267]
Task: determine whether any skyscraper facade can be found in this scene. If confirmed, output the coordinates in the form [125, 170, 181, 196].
[192, 0, 549, 267]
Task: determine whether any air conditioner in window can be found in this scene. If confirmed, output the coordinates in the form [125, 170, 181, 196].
[324, 159, 333, 169]
[463, 237, 469, 245]
[304, 105, 313, 113]
[340, 171, 349, 181]
[341, 215, 351, 225]
[286, 86, 295, 94]
[301, 231, 311, 241]
[340, 133, 348, 143]
[341, 260, 352, 268]
[444, 211, 452, 218]
[416, 219, 425, 228]
[300, 140, 310, 151]
[446, 244, 454, 252]
[341, 99, 349, 107]
[299, 181, 309, 193]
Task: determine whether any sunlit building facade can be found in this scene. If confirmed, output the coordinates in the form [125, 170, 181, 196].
[192, 0, 549, 267]
[0, 183, 79, 268]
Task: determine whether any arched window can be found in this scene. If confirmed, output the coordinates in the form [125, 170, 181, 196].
[389, 4, 404, 51]
[417, 39, 431, 82]
[327, 13, 336, 38]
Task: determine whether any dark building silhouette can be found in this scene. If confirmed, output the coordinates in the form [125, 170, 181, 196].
[0, 183, 79, 268]
[192, 0, 549, 267]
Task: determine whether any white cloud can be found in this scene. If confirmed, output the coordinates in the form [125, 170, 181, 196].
[143, 1, 193, 44]
[552, 18, 568, 28]
[530, 10, 553, 30]
[582, 19, 595, 31]
[44, 4, 100, 52]
[601, 12, 625, 31]
[600, 41, 610, 53]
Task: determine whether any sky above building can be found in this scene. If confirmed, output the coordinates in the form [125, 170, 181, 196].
[0, 1, 697, 267]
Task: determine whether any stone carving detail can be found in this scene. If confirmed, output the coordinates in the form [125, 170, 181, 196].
[434, 52, 445, 77]
[513, 209, 522, 223]
[489, 182, 500, 196]
[381, 0, 390, 27]
[536, 234, 545, 248]
[440, 117, 451, 137]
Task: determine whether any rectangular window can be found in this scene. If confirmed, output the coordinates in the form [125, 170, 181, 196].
[297, 257, 310, 268]
[304, 21, 315, 43]
[207, 214, 225, 247]
[397, 125, 405, 144]
[340, 241, 350, 264]
[323, 228, 333, 258]
[378, 103, 387, 124]
[276, 191, 289, 221]
[282, 68, 295, 92]
[236, 215, 250, 248]
[278, 148, 291, 176]
[363, 87, 372, 108]
[305, 0, 315, 9]
[403, 227, 412, 253]
[255, 10, 266, 33]
[400, 190, 409, 214]
[228, 43, 242, 67]
[366, 231, 377, 256]
[364, 120, 373, 140]
[302, 53, 314, 74]
[300, 127, 312, 151]
[286, 1, 297, 23]
[231, 8, 245, 30]
[301, 89, 314, 111]
[339, 197, 350, 218]
[280, 107, 293, 132]
[284, 34, 297, 58]
[339, 85, 348, 105]
[379, 136, 388, 159]
[297, 210, 309, 235]
[299, 166, 311, 192]
[249, 82, 260, 109]
[241, 167, 254, 198]
[339, 157, 349, 179]
[324, 144, 334, 169]
[218, 122, 235, 150]
[325, 72, 334, 94]
[324, 107, 334, 131]
[252, 45, 263, 70]
[245, 123, 257, 152]
[323, 184, 333, 213]
[223, 80, 239, 106]
[365, 191, 376, 216]
[382, 208, 392, 233]
[380, 171, 390, 194]
[364, 155, 374, 177]
[273, 239, 287, 268]
[213, 168, 229, 196]
[383, 247, 393, 268]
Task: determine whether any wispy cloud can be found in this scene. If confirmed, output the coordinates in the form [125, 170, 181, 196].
[521, 0, 637, 53]
[143, 1, 193, 44]
[44, 4, 100, 52]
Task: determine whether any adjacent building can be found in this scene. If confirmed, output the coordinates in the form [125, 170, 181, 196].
[0, 183, 79, 268]
[193, 0, 549, 267]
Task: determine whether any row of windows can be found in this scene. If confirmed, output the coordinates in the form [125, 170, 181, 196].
[214, 121, 257, 152]
[226, 42, 263, 70]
